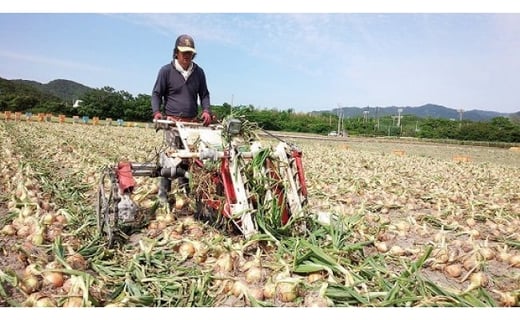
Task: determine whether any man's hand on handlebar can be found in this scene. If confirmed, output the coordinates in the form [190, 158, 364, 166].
[201, 110, 212, 126]
[153, 112, 163, 121]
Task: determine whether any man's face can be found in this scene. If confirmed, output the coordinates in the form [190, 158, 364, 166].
[177, 50, 194, 69]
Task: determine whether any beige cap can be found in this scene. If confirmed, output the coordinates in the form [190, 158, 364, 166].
[176, 34, 196, 53]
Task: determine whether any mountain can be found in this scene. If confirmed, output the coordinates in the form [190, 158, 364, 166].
[11, 78, 92, 103]
[2, 77, 517, 122]
[314, 103, 513, 122]
[0, 77, 62, 102]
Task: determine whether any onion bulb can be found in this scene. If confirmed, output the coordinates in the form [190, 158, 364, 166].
[245, 266, 264, 284]
[178, 241, 196, 259]
[24, 263, 40, 276]
[466, 218, 476, 227]
[389, 245, 405, 256]
[66, 253, 87, 270]
[304, 295, 331, 307]
[175, 196, 185, 210]
[214, 253, 233, 273]
[307, 272, 324, 283]
[263, 282, 276, 299]
[466, 272, 488, 291]
[444, 264, 462, 278]
[41, 213, 55, 225]
[463, 255, 479, 271]
[231, 280, 248, 297]
[478, 247, 495, 261]
[276, 282, 299, 302]
[509, 254, 520, 267]
[248, 287, 265, 302]
[20, 274, 41, 294]
[497, 249, 511, 262]
[62, 296, 84, 307]
[1, 224, 16, 236]
[34, 296, 57, 307]
[43, 271, 64, 288]
[495, 290, 518, 307]
[374, 241, 388, 253]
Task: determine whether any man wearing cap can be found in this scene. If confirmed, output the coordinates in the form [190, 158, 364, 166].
[151, 34, 211, 125]
[151, 34, 212, 203]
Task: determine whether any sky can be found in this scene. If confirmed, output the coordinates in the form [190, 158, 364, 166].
[1, 1, 519, 114]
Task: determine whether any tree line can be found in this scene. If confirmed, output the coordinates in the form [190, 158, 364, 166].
[1, 84, 519, 143]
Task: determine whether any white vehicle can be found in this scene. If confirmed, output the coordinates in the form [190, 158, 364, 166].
[328, 131, 338, 136]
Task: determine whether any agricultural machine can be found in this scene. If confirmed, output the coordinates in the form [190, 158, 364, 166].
[96, 117, 308, 246]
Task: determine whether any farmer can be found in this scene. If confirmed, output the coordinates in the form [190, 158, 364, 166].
[151, 34, 212, 203]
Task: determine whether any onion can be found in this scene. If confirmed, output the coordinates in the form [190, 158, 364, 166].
[41, 213, 55, 225]
[389, 245, 405, 256]
[263, 282, 276, 299]
[24, 263, 41, 276]
[34, 296, 57, 307]
[193, 245, 208, 264]
[304, 295, 331, 307]
[187, 225, 203, 238]
[444, 264, 462, 278]
[276, 282, 299, 303]
[62, 296, 84, 307]
[248, 287, 265, 302]
[394, 220, 410, 232]
[22, 293, 44, 307]
[374, 241, 388, 253]
[54, 214, 68, 225]
[214, 279, 234, 295]
[43, 271, 64, 288]
[164, 213, 174, 224]
[479, 247, 495, 261]
[498, 251, 511, 263]
[173, 223, 184, 234]
[467, 272, 488, 291]
[463, 255, 479, 271]
[31, 229, 44, 245]
[21, 205, 34, 217]
[240, 258, 258, 272]
[307, 272, 324, 283]
[66, 253, 87, 270]
[214, 253, 234, 273]
[509, 254, 520, 267]
[1, 224, 16, 236]
[157, 221, 168, 231]
[178, 241, 196, 259]
[496, 291, 518, 307]
[175, 196, 185, 210]
[466, 218, 476, 227]
[245, 266, 264, 284]
[20, 274, 41, 294]
[61, 277, 73, 293]
[231, 280, 248, 297]
[16, 225, 31, 238]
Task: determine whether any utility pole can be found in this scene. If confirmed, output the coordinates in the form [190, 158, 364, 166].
[363, 110, 369, 123]
[458, 109, 464, 129]
[375, 106, 380, 130]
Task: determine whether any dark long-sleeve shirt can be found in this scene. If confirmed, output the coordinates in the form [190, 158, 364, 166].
[151, 61, 210, 118]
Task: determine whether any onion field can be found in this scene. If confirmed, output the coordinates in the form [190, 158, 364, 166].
[0, 120, 519, 307]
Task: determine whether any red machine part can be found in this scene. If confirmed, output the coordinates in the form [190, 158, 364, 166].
[219, 153, 235, 218]
[116, 162, 136, 193]
[291, 149, 308, 197]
